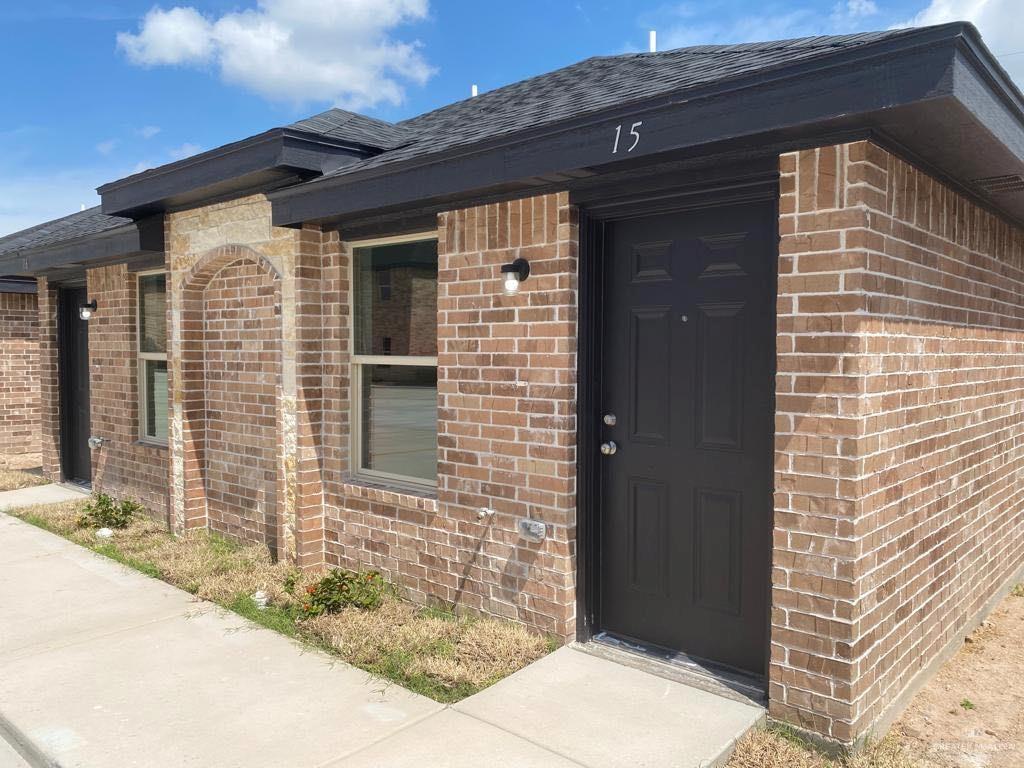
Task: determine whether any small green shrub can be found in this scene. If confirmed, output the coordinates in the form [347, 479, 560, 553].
[960, 698, 975, 710]
[77, 493, 142, 530]
[301, 568, 386, 617]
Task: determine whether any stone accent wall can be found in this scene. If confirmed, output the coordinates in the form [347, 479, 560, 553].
[86, 264, 169, 517]
[775, 140, 1024, 744]
[166, 195, 326, 563]
[0, 291, 40, 461]
[321, 192, 579, 639]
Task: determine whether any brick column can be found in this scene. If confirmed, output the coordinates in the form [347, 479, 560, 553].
[37, 278, 62, 482]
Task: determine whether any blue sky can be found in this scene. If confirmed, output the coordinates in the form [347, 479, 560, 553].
[1, 0, 1020, 236]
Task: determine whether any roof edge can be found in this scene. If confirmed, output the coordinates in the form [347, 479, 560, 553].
[269, 22, 978, 226]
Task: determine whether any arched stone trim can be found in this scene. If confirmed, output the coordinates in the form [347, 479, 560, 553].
[171, 244, 290, 560]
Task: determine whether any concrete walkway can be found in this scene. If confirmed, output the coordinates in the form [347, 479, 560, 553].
[0, 505, 763, 768]
[0, 483, 89, 512]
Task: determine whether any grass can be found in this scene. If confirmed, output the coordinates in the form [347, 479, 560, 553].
[0, 467, 48, 492]
[727, 726, 920, 768]
[5, 498, 552, 702]
[1011, 583, 1024, 598]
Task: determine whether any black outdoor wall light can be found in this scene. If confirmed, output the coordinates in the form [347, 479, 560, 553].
[501, 258, 530, 296]
[79, 299, 97, 321]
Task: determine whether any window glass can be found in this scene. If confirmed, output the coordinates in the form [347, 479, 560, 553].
[354, 240, 437, 357]
[139, 273, 167, 354]
[360, 365, 437, 481]
[144, 359, 168, 441]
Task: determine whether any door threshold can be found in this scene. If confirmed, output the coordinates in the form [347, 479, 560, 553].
[59, 480, 92, 493]
[577, 632, 767, 708]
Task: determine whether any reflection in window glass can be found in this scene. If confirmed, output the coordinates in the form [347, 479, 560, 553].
[354, 240, 437, 357]
[139, 273, 167, 354]
[145, 359, 168, 441]
[360, 365, 437, 482]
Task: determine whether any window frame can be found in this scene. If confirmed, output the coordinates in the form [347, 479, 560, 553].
[349, 231, 439, 490]
[137, 268, 169, 446]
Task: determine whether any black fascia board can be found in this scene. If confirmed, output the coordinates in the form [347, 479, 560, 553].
[99, 128, 386, 217]
[269, 23, 1024, 228]
[0, 219, 163, 277]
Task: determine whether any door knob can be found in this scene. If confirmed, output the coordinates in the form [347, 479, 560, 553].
[600, 441, 618, 456]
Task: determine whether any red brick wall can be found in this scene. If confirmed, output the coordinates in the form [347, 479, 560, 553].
[87, 265, 169, 518]
[0, 292, 40, 460]
[775, 140, 1024, 744]
[321, 192, 579, 638]
[201, 260, 282, 548]
[37, 280, 60, 481]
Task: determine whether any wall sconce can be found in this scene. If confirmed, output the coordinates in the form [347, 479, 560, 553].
[79, 299, 97, 321]
[500, 258, 530, 296]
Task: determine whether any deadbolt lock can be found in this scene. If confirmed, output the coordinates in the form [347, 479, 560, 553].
[602, 413, 617, 426]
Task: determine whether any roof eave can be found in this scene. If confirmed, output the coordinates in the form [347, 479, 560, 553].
[269, 22, 1024, 229]
[0, 217, 164, 279]
[98, 128, 386, 218]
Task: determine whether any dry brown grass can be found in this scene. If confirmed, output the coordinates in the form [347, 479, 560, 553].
[303, 597, 549, 693]
[7, 497, 552, 701]
[0, 467, 48, 491]
[727, 729, 919, 768]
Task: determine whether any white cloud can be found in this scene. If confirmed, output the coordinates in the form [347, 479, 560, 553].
[96, 139, 118, 156]
[116, 0, 435, 110]
[658, 9, 821, 49]
[138, 125, 162, 139]
[117, 7, 215, 65]
[168, 143, 203, 160]
[899, 0, 1024, 88]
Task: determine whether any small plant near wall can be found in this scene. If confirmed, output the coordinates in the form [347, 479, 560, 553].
[77, 493, 142, 530]
[301, 568, 387, 616]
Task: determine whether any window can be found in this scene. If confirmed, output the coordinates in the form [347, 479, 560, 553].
[352, 235, 438, 486]
[138, 271, 168, 443]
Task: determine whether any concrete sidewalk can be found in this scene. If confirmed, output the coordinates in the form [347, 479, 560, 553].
[0, 508, 763, 768]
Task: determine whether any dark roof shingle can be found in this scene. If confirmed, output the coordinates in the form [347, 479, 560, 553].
[288, 108, 409, 149]
[0, 207, 130, 258]
[319, 29, 914, 179]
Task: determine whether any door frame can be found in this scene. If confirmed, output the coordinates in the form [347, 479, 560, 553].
[574, 169, 780, 682]
[57, 281, 91, 485]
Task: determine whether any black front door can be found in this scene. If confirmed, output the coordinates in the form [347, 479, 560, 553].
[58, 286, 92, 484]
[597, 201, 775, 676]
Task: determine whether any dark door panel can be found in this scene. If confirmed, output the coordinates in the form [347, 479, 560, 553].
[58, 286, 91, 484]
[598, 202, 774, 676]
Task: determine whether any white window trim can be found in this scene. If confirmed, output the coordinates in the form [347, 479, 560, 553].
[137, 268, 168, 446]
[349, 231, 439, 491]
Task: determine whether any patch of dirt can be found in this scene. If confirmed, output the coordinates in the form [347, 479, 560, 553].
[728, 587, 1024, 768]
[894, 593, 1024, 768]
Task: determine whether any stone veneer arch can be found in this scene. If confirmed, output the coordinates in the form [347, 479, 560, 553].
[173, 244, 290, 558]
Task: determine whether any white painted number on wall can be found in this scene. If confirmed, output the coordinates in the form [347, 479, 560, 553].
[612, 121, 643, 154]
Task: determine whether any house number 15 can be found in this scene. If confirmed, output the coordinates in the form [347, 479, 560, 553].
[612, 121, 642, 154]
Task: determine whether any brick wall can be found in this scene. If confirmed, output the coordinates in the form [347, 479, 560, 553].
[202, 260, 281, 548]
[775, 140, 1024, 744]
[37, 280, 60, 480]
[0, 292, 40, 461]
[86, 265, 169, 518]
[321, 192, 579, 638]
